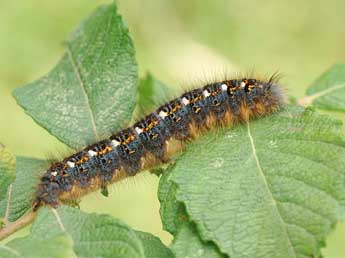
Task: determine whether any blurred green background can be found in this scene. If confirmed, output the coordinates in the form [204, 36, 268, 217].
[0, 0, 344, 256]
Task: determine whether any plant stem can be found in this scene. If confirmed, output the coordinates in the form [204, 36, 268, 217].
[0, 211, 37, 241]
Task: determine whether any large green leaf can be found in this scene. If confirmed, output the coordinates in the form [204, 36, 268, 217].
[161, 106, 345, 258]
[0, 157, 46, 222]
[301, 64, 345, 112]
[0, 233, 75, 258]
[31, 206, 171, 258]
[13, 2, 137, 149]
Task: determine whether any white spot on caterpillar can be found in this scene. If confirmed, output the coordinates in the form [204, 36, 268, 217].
[203, 90, 210, 97]
[240, 81, 246, 88]
[67, 161, 75, 168]
[159, 111, 168, 118]
[51, 171, 58, 177]
[135, 127, 143, 134]
[221, 84, 228, 91]
[88, 150, 97, 157]
[111, 139, 120, 147]
[181, 97, 190, 105]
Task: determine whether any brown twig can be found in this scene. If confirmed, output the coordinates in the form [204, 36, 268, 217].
[0, 211, 37, 241]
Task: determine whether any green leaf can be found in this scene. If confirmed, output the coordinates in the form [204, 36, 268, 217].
[158, 165, 188, 235]
[0, 157, 46, 222]
[171, 224, 227, 258]
[0, 145, 15, 202]
[31, 206, 173, 258]
[31, 206, 145, 258]
[161, 106, 345, 258]
[301, 64, 345, 112]
[135, 230, 174, 258]
[13, 2, 137, 149]
[159, 168, 227, 257]
[136, 73, 174, 114]
[0, 233, 75, 258]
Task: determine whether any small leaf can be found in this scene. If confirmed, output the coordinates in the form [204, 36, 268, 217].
[136, 73, 174, 114]
[0, 157, 46, 222]
[13, 2, 138, 149]
[0, 145, 16, 202]
[162, 106, 345, 258]
[32, 206, 146, 258]
[300, 64, 345, 112]
[135, 230, 174, 258]
[0, 233, 75, 258]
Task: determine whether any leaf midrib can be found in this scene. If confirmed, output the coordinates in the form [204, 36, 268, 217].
[50, 208, 146, 257]
[64, 7, 117, 143]
[246, 121, 297, 258]
[3, 184, 13, 225]
[0, 245, 23, 258]
[66, 44, 99, 141]
[309, 83, 345, 101]
[51, 208, 66, 231]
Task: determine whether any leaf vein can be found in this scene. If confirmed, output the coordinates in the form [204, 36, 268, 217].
[4, 184, 13, 225]
[267, 148, 344, 203]
[66, 44, 99, 141]
[0, 245, 23, 258]
[277, 200, 332, 222]
[271, 142, 344, 174]
[275, 137, 345, 155]
[273, 173, 341, 208]
[85, 8, 115, 76]
[285, 222, 317, 243]
[302, 83, 345, 104]
[51, 208, 66, 232]
[247, 122, 297, 258]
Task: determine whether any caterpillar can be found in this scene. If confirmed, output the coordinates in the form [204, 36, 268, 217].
[33, 76, 284, 211]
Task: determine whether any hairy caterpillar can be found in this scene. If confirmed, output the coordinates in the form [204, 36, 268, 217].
[33, 76, 284, 211]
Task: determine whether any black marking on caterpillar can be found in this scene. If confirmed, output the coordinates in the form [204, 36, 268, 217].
[33, 76, 284, 210]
